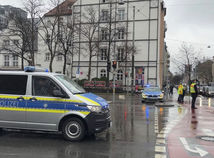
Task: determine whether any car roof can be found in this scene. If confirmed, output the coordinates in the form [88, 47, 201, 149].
[0, 71, 61, 76]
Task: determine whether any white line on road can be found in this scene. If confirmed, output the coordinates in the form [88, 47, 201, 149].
[155, 146, 166, 153]
[202, 129, 214, 137]
[179, 137, 208, 157]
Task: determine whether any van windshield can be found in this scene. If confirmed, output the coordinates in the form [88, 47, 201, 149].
[55, 75, 86, 94]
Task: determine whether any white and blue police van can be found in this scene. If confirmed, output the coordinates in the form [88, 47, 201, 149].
[0, 67, 111, 141]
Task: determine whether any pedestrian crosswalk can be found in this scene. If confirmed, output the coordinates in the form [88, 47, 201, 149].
[154, 105, 187, 158]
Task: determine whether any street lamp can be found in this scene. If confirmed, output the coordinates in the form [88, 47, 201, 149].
[119, 2, 136, 95]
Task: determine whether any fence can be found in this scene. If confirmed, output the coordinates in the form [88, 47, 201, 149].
[84, 81, 123, 88]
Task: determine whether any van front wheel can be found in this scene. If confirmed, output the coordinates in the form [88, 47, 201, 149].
[62, 118, 86, 141]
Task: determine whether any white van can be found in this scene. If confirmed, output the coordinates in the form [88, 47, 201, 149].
[0, 67, 111, 141]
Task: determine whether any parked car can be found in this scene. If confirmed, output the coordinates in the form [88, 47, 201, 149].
[206, 86, 214, 97]
[141, 86, 164, 102]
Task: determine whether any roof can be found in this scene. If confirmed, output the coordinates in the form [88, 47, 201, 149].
[0, 71, 62, 76]
[44, 0, 77, 17]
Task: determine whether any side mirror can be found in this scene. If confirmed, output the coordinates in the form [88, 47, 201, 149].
[53, 90, 65, 98]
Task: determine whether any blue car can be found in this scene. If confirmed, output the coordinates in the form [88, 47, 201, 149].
[141, 87, 164, 102]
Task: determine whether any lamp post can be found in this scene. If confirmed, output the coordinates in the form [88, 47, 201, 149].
[131, 6, 135, 95]
[119, 1, 136, 95]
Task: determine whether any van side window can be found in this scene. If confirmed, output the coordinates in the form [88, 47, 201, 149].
[0, 75, 28, 95]
[32, 76, 64, 97]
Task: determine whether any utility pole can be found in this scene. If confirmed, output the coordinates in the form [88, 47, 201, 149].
[106, 0, 113, 92]
[131, 6, 135, 95]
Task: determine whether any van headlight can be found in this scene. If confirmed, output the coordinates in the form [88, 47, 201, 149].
[87, 105, 102, 113]
[142, 94, 147, 98]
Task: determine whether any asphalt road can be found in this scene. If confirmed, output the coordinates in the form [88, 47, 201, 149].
[1, 93, 212, 158]
[0, 94, 159, 158]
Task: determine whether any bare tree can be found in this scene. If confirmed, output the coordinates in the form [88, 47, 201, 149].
[76, 6, 100, 80]
[38, 0, 65, 72]
[172, 43, 200, 91]
[0, 11, 35, 69]
[23, 0, 43, 66]
[58, 20, 77, 74]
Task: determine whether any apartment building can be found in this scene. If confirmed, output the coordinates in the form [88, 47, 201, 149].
[71, 0, 167, 87]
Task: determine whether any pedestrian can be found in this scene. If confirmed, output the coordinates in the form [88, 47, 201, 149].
[190, 79, 198, 109]
[177, 83, 183, 103]
[181, 84, 186, 103]
[169, 85, 174, 96]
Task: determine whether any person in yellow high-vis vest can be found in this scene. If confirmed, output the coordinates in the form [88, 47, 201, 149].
[190, 80, 198, 109]
[177, 83, 184, 103]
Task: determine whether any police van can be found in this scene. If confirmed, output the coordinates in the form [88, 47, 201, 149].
[0, 67, 111, 141]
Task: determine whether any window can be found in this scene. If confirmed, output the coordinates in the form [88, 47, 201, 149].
[117, 47, 124, 61]
[55, 75, 86, 94]
[4, 55, 9, 67]
[101, 10, 109, 21]
[13, 55, 18, 67]
[57, 54, 63, 61]
[118, 9, 125, 21]
[0, 75, 28, 95]
[100, 48, 107, 60]
[32, 76, 64, 97]
[117, 70, 123, 80]
[102, 0, 108, 3]
[13, 40, 19, 46]
[46, 34, 50, 43]
[3, 40, 9, 47]
[45, 53, 50, 61]
[118, 28, 125, 39]
[101, 29, 108, 41]
[100, 69, 106, 78]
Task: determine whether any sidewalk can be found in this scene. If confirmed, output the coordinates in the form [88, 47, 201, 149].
[166, 95, 214, 158]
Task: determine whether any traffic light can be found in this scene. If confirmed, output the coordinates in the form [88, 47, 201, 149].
[112, 61, 117, 70]
[107, 61, 111, 72]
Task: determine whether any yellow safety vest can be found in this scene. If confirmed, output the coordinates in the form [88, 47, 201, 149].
[190, 83, 196, 93]
[178, 85, 183, 95]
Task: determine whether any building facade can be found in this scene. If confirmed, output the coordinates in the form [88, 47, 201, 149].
[0, 0, 168, 88]
[72, 0, 167, 87]
[0, 5, 28, 70]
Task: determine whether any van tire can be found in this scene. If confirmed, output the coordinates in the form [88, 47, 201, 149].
[62, 118, 86, 141]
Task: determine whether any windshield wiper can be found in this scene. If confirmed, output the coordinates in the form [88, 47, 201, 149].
[74, 92, 85, 94]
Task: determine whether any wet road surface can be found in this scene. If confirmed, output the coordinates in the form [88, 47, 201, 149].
[167, 95, 214, 158]
[0, 93, 213, 158]
[0, 94, 158, 158]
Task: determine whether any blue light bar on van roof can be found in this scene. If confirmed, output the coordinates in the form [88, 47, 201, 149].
[24, 66, 49, 72]
[145, 84, 150, 88]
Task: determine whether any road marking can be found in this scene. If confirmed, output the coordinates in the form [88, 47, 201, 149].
[180, 137, 208, 157]
[202, 129, 214, 137]
[156, 139, 166, 145]
[157, 134, 166, 138]
[118, 95, 125, 100]
[155, 154, 167, 158]
[155, 146, 166, 153]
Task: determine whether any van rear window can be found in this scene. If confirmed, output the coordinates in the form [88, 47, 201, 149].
[0, 75, 28, 95]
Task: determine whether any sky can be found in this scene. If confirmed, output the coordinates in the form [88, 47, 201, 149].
[0, 0, 214, 73]
[165, 0, 214, 73]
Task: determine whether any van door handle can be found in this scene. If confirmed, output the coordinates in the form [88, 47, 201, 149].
[17, 97, 25, 101]
[30, 97, 37, 101]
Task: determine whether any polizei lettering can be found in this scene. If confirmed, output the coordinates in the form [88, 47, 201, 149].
[0, 100, 19, 107]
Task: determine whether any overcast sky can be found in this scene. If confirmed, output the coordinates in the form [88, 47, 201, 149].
[0, 0, 214, 73]
[165, 0, 214, 72]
